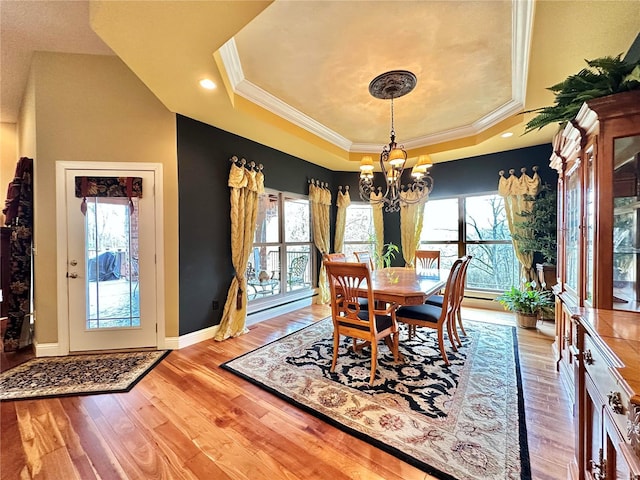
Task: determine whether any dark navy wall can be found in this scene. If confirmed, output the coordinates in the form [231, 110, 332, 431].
[178, 112, 557, 332]
[333, 143, 557, 266]
[177, 115, 334, 335]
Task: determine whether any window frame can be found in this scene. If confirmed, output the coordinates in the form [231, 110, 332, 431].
[419, 191, 518, 296]
[342, 201, 375, 261]
[249, 189, 316, 307]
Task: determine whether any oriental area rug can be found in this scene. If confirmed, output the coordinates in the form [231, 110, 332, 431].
[0, 350, 170, 401]
[222, 319, 531, 480]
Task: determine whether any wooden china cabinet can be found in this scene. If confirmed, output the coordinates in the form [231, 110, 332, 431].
[550, 90, 640, 480]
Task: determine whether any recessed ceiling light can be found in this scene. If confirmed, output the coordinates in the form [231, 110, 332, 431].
[199, 79, 216, 90]
[501, 132, 514, 138]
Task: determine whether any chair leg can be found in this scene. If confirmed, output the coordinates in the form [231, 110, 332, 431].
[392, 332, 399, 362]
[446, 316, 457, 351]
[408, 324, 416, 339]
[331, 334, 339, 372]
[369, 341, 378, 385]
[457, 309, 467, 336]
[383, 334, 400, 363]
[451, 312, 462, 347]
[437, 328, 450, 365]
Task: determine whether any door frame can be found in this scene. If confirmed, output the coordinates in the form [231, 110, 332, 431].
[55, 161, 165, 355]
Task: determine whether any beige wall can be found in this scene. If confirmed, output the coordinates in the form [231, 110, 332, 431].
[0, 123, 18, 225]
[27, 52, 178, 344]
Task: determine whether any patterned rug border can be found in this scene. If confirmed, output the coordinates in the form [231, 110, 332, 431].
[0, 350, 171, 402]
[221, 319, 531, 480]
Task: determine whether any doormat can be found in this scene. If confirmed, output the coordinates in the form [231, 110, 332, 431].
[0, 350, 170, 401]
[222, 319, 531, 480]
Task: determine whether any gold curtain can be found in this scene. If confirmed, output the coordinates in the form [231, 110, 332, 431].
[498, 167, 541, 283]
[310, 180, 332, 303]
[334, 186, 350, 253]
[370, 191, 385, 268]
[215, 158, 264, 341]
[399, 190, 428, 267]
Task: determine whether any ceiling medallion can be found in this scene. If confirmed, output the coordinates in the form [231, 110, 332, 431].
[359, 70, 433, 213]
[368, 70, 417, 100]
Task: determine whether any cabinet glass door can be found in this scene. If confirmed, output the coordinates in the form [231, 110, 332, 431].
[612, 135, 640, 310]
[565, 162, 581, 296]
[585, 148, 595, 305]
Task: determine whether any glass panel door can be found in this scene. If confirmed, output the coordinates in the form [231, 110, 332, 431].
[585, 148, 595, 305]
[612, 135, 640, 309]
[565, 162, 581, 296]
[66, 168, 157, 352]
[85, 197, 140, 328]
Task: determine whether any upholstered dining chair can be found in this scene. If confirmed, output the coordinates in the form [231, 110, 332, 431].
[415, 249, 440, 270]
[324, 261, 399, 385]
[395, 258, 464, 365]
[425, 256, 472, 345]
[354, 251, 375, 270]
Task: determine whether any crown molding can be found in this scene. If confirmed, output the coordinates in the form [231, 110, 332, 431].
[219, 39, 352, 151]
[218, 0, 533, 154]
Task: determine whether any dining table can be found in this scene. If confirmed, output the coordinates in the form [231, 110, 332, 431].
[362, 267, 447, 306]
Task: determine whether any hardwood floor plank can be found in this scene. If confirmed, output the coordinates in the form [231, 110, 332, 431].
[60, 396, 128, 480]
[1, 305, 574, 480]
[14, 400, 78, 478]
[1, 403, 30, 479]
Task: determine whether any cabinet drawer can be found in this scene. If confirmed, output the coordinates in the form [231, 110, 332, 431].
[583, 334, 630, 436]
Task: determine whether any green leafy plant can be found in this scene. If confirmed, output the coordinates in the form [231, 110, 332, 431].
[511, 184, 557, 264]
[523, 55, 640, 134]
[376, 242, 399, 269]
[495, 282, 554, 315]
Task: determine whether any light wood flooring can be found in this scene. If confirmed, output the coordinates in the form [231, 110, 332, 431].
[1, 306, 573, 479]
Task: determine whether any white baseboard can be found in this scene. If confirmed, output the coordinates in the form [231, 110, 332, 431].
[164, 324, 221, 350]
[34, 300, 312, 355]
[34, 342, 63, 357]
[246, 296, 313, 326]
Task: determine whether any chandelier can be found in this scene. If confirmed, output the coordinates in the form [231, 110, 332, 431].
[359, 70, 433, 212]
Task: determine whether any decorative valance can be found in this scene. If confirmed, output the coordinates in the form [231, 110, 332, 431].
[74, 176, 143, 215]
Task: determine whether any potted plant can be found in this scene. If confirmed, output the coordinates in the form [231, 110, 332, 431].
[523, 55, 640, 134]
[495, 282, 554, 329]
[375, 242, 399, 269]
[511, 184, 558, 290]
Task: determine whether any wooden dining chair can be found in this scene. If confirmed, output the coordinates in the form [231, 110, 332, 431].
[395, 258, 464, 365]
[425, 255, 472, 345]
[354, 251, 375, 270]
[324, 261, 399, 385]
[415, 250, 440, 270]
[323, 252, 347, 262]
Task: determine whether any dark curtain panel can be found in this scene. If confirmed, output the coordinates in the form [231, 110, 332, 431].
[2, 157, 34, 352]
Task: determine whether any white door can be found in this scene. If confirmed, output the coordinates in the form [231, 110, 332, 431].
[66, 169, 157, 351]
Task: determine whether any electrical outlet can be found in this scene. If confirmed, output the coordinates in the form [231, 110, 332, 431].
[212, 300, 219, 310]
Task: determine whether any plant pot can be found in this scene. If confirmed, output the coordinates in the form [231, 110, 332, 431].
[516, 312, 538, 329]
[536, 263, 557, 290]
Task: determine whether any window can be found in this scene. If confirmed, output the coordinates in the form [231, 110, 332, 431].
[248, 190, 314, 303]
[420, 193, 519, 293]
[342, 203, 375, 261]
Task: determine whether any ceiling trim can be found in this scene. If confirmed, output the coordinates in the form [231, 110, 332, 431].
[219, 38, 353, 151]
[219, 0, 534, 154]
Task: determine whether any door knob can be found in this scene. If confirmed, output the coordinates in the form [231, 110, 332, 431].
[70, 260, 78, 266]
[67, 272, 78, 279]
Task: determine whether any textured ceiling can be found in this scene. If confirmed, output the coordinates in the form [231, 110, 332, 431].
[2, 0, 639, 171]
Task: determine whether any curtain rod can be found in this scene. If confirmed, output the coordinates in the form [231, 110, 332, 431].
[308, 178, 329, 188]
[229, 155, 263, 171]
[498, 165, 538, 176]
